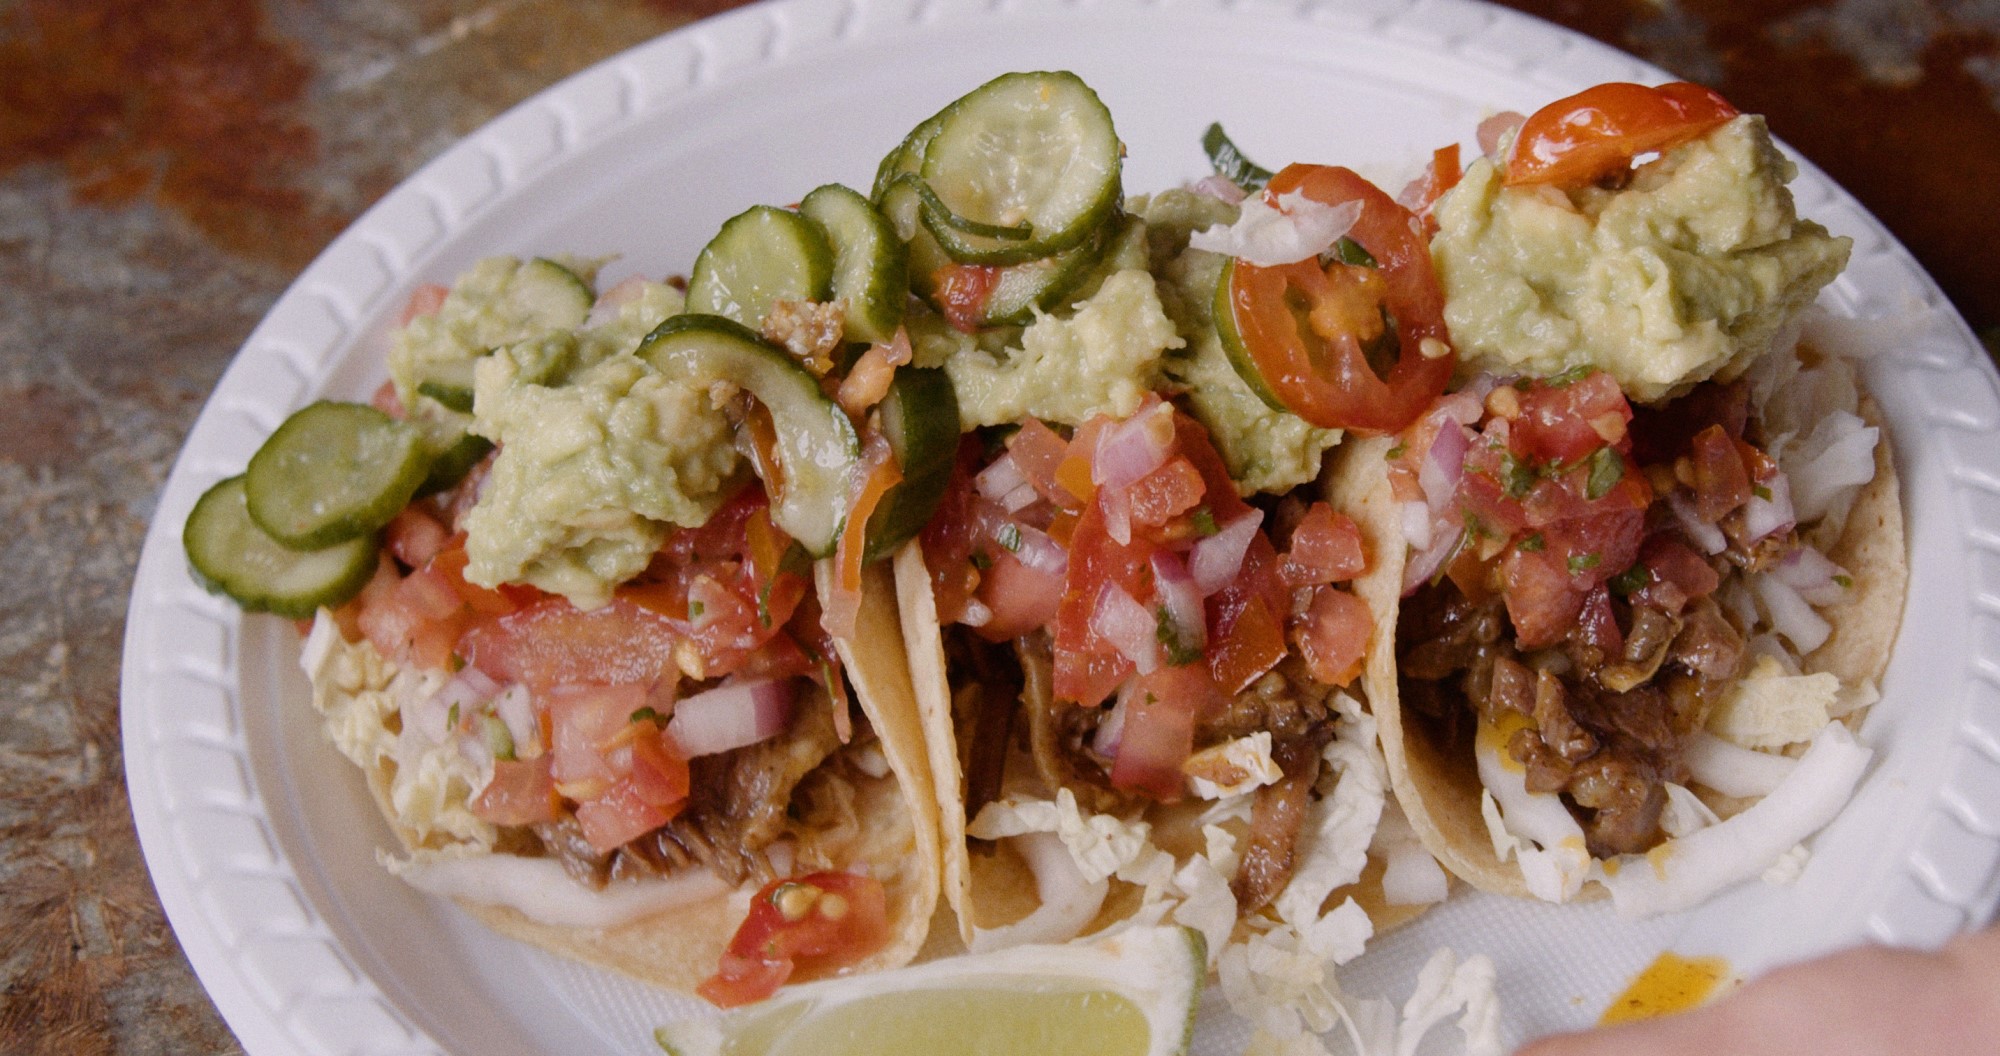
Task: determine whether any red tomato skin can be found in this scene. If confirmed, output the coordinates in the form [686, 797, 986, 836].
[574, 778, 675, 853]
[698, 872, 891, 1007]
[629, 727, 692, 807]
[1225, 164, 1454, 436]
[1127, 457, 1207, 528]
[1506, 81, 1740, 188]
[1294, 586, 1371, 687]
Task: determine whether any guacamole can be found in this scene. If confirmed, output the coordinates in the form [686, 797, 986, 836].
[1430, 115, 1851, 402]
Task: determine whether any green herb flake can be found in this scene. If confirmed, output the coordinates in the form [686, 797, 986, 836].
[1155, 607, 1203, 667]
[997, 523, 1023, 553]
[483, 715, 515, 761]
[1331, 236, 1378, 269]
[1190, 506, 1220, 537]
[1500, 452, 1536, 499]
[1516, 533, 1546, 553]
[1834, 573, 1854, 589]
[1568, 552, 1602, 575]
[1385, 442, 1408, 460]
[689, 599, 705, 619]
[630, 706, 665, 726]
[1585, 448, 1626, 501]
[1752, 483, 1774, 501]
[1546, 365, 1594, 389]
[1201, 122, 1273, 193]
[446, 702, 460, 730]
[970, 550, 994, 571]
[1608, 564, 1650, 596]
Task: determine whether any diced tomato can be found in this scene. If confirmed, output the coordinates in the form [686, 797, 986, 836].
[386, 506, 450, 569]
[548, 683, 649, 787]
[1208, 580, 1288, 695]
[1279, 503, 1367, 589]
[1293, 586, 1371, 687]
[470, 756, 559, 826]
[429, 542, 529, 617]
[698, 871, 891, 1007]
[461, 598, 682, 691]
[1510, 371, 1631, 464]
[934, 264, 1002, 333]
[398, 282, 449, 326]
[1688, 424, 1752, 521]
[1221, 164, 1454, 436]
[395, 562, 465, 622]
[353, 555, 468, 671]
[973, 547, 1065, 642]
[1109, 666, 1213, 800]
[1052, 499, 1152, 707]
[1506, 81, 1740, 188]
[1500, 546, 1588, 650]
[1628, 535, 1721, 614]
[1126, 456, 1206, 528]
[1007, 419, 1073, 507]
[629, 726, 692, 808]
[575, 778, 676, 853]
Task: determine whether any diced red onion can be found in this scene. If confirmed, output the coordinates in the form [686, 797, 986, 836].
[1401, 524, 1464, 596]
[1771, 546, 1848, 607]
[1094, 688, 1132, 757]
[1090, 583, 1160, 674]
[1754, 575, 1832, 655]
[420, 667, 502, 744]
[976, 454, 1029, 502]
[1420, 422, 1470, 518]
[1669, 490, 1728, 556]
[1190, 510, 1264, 595]
[1102, 486, 1133, 547]
[1012, 524, 1069, 577]
[665, 678, 794, 757]
[1740, 471, 1797, 545]
[1189, 174, 1248, 205]
[492, 684, 538, 758]
[1150, 551, 1207, 654]
[1788, 412, 1878, 522]
[1091, 404, 1175, 491]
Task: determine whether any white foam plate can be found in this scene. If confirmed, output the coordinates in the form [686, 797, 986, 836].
[122, 0, 2000, 1052]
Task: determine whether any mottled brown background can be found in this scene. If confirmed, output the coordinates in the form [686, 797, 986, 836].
[2, 0, 1994, 1052]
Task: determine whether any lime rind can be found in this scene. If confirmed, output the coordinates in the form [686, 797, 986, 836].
[653, 925, 1205, 1056]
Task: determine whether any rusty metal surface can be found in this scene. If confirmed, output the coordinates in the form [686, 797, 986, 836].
[0, 0, 1991, 1051]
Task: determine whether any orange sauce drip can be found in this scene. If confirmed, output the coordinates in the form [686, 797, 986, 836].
[1599, 952, 1730, 1025]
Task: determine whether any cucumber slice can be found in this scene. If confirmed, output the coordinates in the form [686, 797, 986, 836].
[864, 366, 959, 563]
[415, 378, 474, 413]
[1212, 257, 1290, 414]
[687, 205, 835, 330]
[907, 215, 1114, 330]
[637, 315, 859, 555]
[872, 108, 950, 202]
[185, 475, 379, 619]
[416, 430, 494, 497]
[244, 401, 430, 549]
[919, 71, 1122, 265]
[799, 183, 908, 345]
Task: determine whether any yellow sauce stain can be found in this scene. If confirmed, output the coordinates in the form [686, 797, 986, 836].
[1475, 711, 1535, 774]
[1599, 952, 1731, 1025]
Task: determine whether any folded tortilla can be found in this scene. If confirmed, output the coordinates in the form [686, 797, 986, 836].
[305, 560, 941, 994]
[1377, 372, 1906, 906]
[898, 436, 1441, 953]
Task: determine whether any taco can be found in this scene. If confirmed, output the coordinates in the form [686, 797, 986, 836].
[863, 73, 1467, 960]
[191, 248, 944, 1005]
[1374, 85, 1907, 914]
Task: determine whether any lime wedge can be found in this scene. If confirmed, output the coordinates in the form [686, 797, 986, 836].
[655, 925, 1205, 1056]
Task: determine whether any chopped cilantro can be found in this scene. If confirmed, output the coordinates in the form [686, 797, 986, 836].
[1499, 452, 1536, 499]
[1330, 236, 1378, 269]
[1546, 365, 1594, 388]
[1568, 552, 1602, 575]
[1155, 607, 1203, 667]
[1585, 448, 1625, 501]
[997, 523, 1023, 552]
[970, 550, 994, 571]
[630, 706, 666, 725]
[1834, 573, 1854, 588]
[1752, 483, 1774, 501]
[1608, 564, 1649, 596]
[1385, 442, 1408, 460]
[1189, 505, 1220, 537]
[1463, 510, 1494, 539]
[446, 702, 459, 730]
[1517, 533, 1546, 552]
[689, 599, 705, 619]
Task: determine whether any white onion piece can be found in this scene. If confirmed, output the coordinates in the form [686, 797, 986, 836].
[1150, 551, 1207, 654]
[1401, 500, 1434, 552]
[967, 832, 1109, 952]
[1771, 546, 1848, 607]
[666, 679, 793, 757]
[1686, 730, 1798, 798]
[390, 853, 730, 929]
[1190, 510, 1264, 596]
[1739, 472, 1797, 544]
[1600, 722, 1870, 917]
[976, 453, 1028, 501]
[1755, 574, 1832, 654]
[1012, 524, 1069, 577]
[419, 667, 502, 744]
[1102, 486, 1133, 547]
[492, 684, 537, 758]
[1187, 190, 1361, 267]
[1000, 483, 1039, 514]
[960, 598, 993, 628]
[1091, 583, 1160, 673]
[1669, 490, 1728, 555]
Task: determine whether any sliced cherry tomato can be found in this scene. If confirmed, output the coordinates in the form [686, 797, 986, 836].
[1505, 81, 1740, 188]
[1222, 164, 1454, 435]
[698, 871, 891, 1007]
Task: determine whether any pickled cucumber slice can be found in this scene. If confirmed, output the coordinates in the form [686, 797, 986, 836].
[184, 475, 379, 619]
[800, 183, 908, 345]
[688, 205, 836, 330]
[243, 401, 429, 549]
[864, 366, 959, 563]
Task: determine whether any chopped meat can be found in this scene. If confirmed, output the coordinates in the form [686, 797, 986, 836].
[1669, 597, 1744, 683]
[1017, 633, 1120, 814]
[1230, 727, 1335, 913]
[952, 635, 1023, 848]
[531, 815, 612, 888]
[1568, 754, 1666, 857]
[760, 299, 847, 375]
[1532, 667, 1597, 763]
[1199, 656, 1336, 744]
[1483, 655, 1536, 722]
